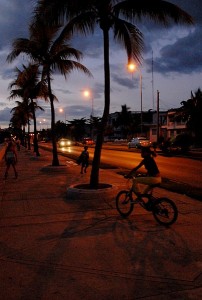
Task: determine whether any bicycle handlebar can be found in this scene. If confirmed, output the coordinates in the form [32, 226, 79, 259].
[124, 173, 146, 179]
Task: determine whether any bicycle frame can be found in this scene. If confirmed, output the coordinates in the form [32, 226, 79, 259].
[116, 175, 178, 225]
[126, 177, 158, 206]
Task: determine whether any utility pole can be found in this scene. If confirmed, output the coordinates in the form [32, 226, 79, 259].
[157, 90, 160, 142]
[140, 74, 143, 134]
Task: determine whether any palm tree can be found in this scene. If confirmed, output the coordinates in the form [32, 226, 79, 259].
[180, 88, 202, 146]
[8, 64, 46, 155]
[7, 17, 92, 166]
[10, 100, 31, 146]
[115, 104, 133, 139]
[68, 118, 87, 141]
[36, 0, 193, 188]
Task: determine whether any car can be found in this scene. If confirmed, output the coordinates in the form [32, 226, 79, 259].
[128, 137, 151, 149]
[83, 138, 94, 145]
[58, 138, 72, 148]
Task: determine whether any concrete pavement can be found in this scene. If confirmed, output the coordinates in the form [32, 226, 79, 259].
[0, 146, 201, 299]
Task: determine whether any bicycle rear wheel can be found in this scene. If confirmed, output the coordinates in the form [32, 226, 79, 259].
[116, 190, 134, 217]
[152, 197, 178, 226]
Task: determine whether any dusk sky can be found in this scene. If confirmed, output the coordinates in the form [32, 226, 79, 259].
[0, 0, 201, 129]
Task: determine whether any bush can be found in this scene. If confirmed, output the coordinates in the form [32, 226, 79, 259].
[171, 133, 193, 152]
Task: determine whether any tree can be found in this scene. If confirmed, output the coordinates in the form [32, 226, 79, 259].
[10, 100, 31, 146]
[68, 118, 87, 141]
[8, 64, 47, 155]
[7, 17, 91, 166]
[114, 104, 133, 139]
[36, 0, 193, 188]
[180, 88, 202, 146]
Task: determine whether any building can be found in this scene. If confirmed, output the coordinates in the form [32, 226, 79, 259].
[107, 109, 187, 142]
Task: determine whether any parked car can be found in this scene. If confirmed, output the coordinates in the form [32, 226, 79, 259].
[83, 137, 94, 145]
[58, 138, 72, 148]
[128, 137, 151, 149]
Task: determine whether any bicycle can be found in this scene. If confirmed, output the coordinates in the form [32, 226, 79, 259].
[116, 174, 178, 226]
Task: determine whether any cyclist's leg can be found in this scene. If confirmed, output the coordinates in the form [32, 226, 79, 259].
[132, 177, 141, 196]
[142, 177, 162, 194]
[133, 176, 161, 194]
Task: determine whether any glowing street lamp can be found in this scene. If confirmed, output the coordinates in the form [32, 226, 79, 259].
[127, 62, 143, 134]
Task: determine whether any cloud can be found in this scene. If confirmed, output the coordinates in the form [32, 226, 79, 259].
[0, 106, 12, 121]
[0, 0, 202, 128]
[0, 1, 34, 50]
[146, 27, 202, 75]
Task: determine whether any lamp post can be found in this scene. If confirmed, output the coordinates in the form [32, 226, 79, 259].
[59, 108, 66, 123]
[83, 89, 94, 118]
[83, 89, 94, 139]
[127, 63, 143, 134]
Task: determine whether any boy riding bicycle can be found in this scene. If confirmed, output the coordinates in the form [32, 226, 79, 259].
[125, 146, 162, 196]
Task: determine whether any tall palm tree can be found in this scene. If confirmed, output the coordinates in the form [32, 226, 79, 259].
[36, 0, 193, 188]
[8, 64, 46, 155]
[180, 88, 202, 146]
[115, 104, 133, 139]
[10, 99, 32, 146]
[7, 17, 92, 165]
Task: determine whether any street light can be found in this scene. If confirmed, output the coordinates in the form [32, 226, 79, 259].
[83, 89, 94, 117]
[83, 89, 94, 139]
[127, 62, 143, 134]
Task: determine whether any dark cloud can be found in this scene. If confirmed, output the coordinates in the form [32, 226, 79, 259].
[172, 0, 202, 24]
[0, 0, 202, 128]
[112, 73, 138, 89]
[140, 0, 202, 75]
[0, 107, 12, 121]
[145, 27, 202, 74]
[0, 1, 35, 49]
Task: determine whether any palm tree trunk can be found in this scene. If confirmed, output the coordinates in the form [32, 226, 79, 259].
[23, 125, 26, 147]
[27, 119, 31, 150]
[47, 73, 60, 166]
[31, 99, 40, 156]
[90, 28, 110, 188]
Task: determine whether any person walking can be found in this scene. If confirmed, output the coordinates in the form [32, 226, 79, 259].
[78, 146, 89, 174]
[16, 137, 21, 151]
[4, 141, 18, 179]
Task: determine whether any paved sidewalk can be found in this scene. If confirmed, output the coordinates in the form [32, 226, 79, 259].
[0, 147, 201, 300]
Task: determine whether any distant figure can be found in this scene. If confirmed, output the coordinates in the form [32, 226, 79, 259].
[4, 141, 18, 179]
[16, 138, 21, 151]
[78, 146, 89, 174]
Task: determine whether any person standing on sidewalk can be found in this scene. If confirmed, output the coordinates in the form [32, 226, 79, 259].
[78, 146, 89, 174]
[16, 137, 21, 151]
[4, 141, 18, 179]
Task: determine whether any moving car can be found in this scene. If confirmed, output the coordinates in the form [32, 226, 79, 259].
[128, 137, 151, 149]
[83, 137, 94, 145]
[58, 138, 72, 147]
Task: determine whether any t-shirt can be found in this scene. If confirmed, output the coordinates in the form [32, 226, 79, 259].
[6, 151, 15, 159]
[81, 150, 89, 162]
[142, 156, 159, 176]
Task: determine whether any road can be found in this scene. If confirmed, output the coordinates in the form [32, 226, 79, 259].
[41, 143, 202, 189]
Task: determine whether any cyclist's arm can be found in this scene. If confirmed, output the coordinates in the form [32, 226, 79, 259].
[127, 160, 144, 177]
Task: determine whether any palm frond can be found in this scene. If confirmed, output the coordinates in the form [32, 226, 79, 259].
[113, 18, 144, 63]
[114, 0, 193, 26]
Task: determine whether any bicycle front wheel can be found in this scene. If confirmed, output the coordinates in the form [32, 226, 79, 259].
[116, 190, 134, 217]
[152, 197, 178, 226]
